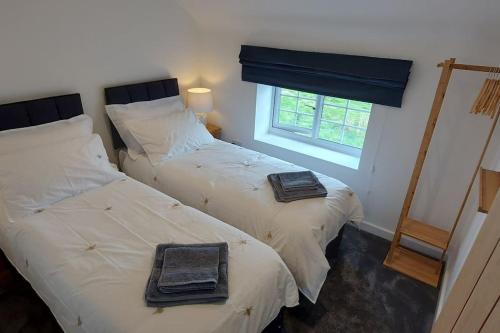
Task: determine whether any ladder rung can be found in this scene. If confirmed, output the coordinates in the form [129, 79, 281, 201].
[400, 218, 450, 249]
[384, 246, 442, 287]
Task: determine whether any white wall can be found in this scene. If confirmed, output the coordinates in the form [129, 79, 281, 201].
[0, 0, 201, 161]
[190, 5, 500, 239]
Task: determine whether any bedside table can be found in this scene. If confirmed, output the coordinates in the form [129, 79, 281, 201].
[206, 123, 222, 139]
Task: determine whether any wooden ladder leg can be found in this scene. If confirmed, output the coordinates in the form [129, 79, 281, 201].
[387, 58, 456, 261]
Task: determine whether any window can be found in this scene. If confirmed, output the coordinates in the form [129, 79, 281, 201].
[271, 87, 372, 156]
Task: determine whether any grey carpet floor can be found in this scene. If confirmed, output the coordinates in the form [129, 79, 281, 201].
[283, 225, 438, 333]
[0, 225, 437, 333]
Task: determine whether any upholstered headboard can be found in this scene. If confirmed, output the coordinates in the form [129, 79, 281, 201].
[0, 94, 84, 131]
[104, 78, 180, 149]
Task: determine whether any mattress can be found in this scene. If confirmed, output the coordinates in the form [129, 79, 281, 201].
[120, 140, 364, 302]
[0, 177, 298, 333]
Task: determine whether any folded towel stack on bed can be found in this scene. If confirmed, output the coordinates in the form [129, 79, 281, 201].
[267, 171, 327, 202]
[145, 243, 228, 307]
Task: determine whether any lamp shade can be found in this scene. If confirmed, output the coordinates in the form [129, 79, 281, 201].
[187, 88, 213, 113]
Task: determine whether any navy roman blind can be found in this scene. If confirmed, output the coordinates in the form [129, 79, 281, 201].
[239, 45, 413, 108]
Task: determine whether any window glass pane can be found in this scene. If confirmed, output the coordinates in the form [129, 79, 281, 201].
[280, 95, 297, 112]
[296, 114, 314, 129]
[324, 96, 348, 107]
[345, 110, 371, 128]
[273, 87, 372, 152]
[297, 98, 316, 114]
[298, 91, 317, 99]
[281, 88, 298, 97]
[321, 104, 346, 123]
[318, 122, 342, 143]
[278, 110, 296, 126]
[342, 126, 366, 148]
[348, 100, 372, 112]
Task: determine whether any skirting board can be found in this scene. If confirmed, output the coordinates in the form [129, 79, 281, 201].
[359, 220, 443, 259]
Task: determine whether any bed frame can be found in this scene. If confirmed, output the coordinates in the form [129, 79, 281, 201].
[0, 93, 84, 131]
[104, 77, 347, 300]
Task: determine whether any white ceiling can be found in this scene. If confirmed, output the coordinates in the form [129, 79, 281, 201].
[175, 0, 500, 35]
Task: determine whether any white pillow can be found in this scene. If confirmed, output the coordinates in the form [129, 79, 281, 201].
[0, 134, 123, 220]
[126, 109, 214, 165]
[106, 96, 184, 159]
[0, 114, 93, 155]
[105, 95, 182, 113]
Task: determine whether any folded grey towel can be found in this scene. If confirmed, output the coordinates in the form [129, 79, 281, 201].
[145, 243, 228, 307]
[157, 246, 220, 294]
[278, 171, 321, 192]
[268, 174, 327, 202]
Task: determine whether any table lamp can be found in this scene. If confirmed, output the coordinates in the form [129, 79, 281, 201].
[187, 88, 213, 124]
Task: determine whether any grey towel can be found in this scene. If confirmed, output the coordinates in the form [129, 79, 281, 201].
[157, 246, 219, 293]
[278, 171, 321, 192]
[145, 243, 228, 307]
[268, 174, 327, 202]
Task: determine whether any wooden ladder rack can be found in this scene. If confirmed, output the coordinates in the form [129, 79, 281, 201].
[384, 58, 500, 287]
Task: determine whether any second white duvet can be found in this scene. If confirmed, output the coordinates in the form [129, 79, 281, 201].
[121, 140, 364, 302]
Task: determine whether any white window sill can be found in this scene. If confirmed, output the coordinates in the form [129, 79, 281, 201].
[255, 133, 360, 170]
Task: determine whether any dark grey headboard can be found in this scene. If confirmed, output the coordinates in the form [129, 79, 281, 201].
[0, 94, 84, 131]
[104, 78, 180, 149]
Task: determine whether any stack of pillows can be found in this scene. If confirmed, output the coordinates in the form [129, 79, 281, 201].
[106, 96, 214, 165]
[0, 115, 123, 220]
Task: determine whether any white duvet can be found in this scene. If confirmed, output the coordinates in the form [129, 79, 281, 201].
[120, 140, 364, 302]
[0, 177, 298, 333]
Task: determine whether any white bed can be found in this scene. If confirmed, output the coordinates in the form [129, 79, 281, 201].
[120, 139, 364, 303]
[0, 94, 298, 333]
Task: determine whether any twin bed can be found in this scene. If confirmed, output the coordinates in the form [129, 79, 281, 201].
[0, 78, 363, 333]
[0, 94, 298, 333]
[105, 78, 364, 303]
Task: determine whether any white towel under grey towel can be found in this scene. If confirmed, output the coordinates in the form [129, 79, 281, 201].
[145, 243, 228, 307]
[157, 246, 220, 293]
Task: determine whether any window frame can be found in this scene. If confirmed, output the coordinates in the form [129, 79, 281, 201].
[270, 87, 372, 157]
